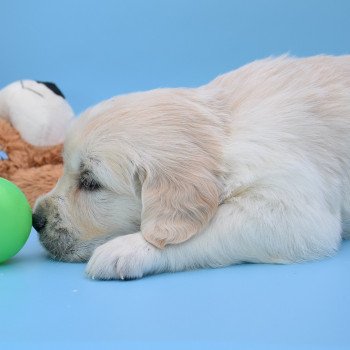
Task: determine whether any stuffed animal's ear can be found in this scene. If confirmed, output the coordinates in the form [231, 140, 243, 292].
[139, 166, 221, 249]
[36, 81, 65, 99]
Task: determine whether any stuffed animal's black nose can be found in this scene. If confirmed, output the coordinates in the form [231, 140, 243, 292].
[32, 213, 47, 232]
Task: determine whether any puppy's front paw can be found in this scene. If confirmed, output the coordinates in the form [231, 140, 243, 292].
[86, 233, 160, 280]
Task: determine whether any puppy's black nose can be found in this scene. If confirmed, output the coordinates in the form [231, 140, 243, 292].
[32, 213, 47, 232]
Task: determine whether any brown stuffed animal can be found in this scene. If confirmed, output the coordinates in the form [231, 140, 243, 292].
[0, 119, 63, 207]
[0, 80, 74, 207]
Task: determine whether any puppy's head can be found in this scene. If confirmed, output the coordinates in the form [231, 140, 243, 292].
[33, 89, 224, 262]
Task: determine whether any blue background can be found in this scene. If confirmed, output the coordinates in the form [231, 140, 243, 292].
[1, 0, 350, 114]
[1, 1, 350, 349]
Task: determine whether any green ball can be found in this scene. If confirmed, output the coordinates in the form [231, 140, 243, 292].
[0, 178, 32, 263]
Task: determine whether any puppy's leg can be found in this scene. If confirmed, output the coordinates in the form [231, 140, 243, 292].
[86, 190, 342, 280]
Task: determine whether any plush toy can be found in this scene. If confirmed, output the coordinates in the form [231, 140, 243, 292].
[0, 80, 74, 206]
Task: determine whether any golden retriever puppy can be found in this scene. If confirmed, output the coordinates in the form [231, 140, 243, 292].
[33, 55, 350, 280]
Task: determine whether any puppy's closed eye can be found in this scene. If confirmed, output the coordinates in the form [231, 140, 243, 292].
[78, 171, 101, 191]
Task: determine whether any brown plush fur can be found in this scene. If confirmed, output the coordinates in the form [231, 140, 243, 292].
[0, 119, 63, 207]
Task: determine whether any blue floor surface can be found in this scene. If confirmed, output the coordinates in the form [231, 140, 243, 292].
[1, 229, 349, 349]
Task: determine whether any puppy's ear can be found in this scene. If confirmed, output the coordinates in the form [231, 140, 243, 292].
[139, 165, 221, 249]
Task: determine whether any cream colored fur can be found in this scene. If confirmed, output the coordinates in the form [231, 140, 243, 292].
[34, 55, 350, 279]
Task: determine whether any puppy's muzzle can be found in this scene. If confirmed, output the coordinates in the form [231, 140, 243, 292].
[32, 212, 47, 232]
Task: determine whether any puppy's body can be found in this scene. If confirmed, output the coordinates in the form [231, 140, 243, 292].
[33, 55, 350, 279]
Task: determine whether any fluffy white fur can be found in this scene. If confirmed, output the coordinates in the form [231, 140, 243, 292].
[33, 55, 350, 280]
